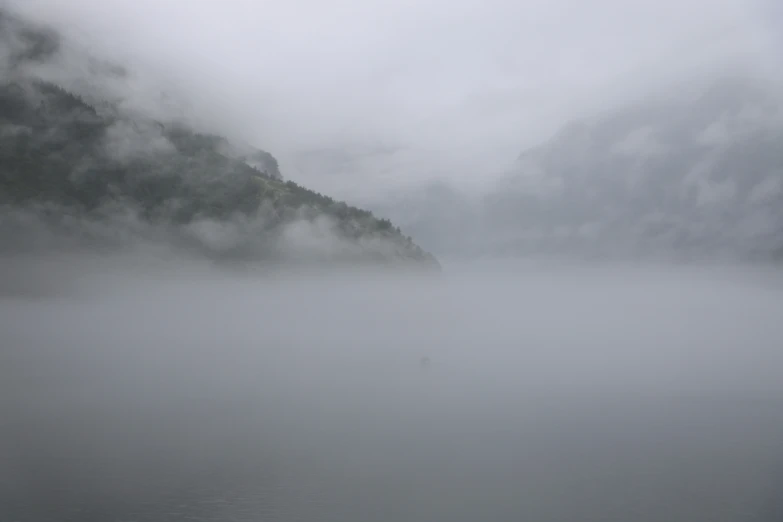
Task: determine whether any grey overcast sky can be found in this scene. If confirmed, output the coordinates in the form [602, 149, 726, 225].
[8, 0, 781, 197]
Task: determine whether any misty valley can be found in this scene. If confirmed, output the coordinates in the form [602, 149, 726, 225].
[3, 2, 783, 522]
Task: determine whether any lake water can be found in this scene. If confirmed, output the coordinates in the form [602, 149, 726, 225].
[2, 259, 783, 521]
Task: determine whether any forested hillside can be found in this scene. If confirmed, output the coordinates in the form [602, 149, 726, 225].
[0, 9, 439, 269]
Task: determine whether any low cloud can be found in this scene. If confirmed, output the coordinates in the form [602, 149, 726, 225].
[5, 0, 779, 196]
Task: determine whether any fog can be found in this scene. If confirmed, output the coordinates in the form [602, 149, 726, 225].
[3, 259, 783, 521]
[7, 0, 781, 197]
[3, 1, 783, 520]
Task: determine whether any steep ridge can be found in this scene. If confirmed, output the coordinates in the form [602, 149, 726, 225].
[0, 9, 439, 270]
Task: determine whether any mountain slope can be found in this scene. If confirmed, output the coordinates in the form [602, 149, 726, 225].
[0, 9, 439, 269]
[361, 181, 483, 257]
[484, 74, 783, 262]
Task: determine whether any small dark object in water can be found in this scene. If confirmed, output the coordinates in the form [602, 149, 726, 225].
[420, 356, 431, 369]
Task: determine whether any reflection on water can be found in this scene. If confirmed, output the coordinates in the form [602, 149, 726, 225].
[2, 263, 783, 521]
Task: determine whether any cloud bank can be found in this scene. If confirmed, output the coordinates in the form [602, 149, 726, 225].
[6, 0, 780, 197]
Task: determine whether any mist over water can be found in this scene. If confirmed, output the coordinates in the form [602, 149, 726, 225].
[3, 258, 783, 521]
[2, 0, 783, 519]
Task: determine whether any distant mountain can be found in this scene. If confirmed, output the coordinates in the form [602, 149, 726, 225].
[483, 73, 783, 262]
[362, 181, 482, 257]
[366, 73, 783, 263]
[0, 9, 439, 270]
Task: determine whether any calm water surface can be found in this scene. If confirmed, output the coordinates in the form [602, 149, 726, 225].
[2, 263, 783, 521]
